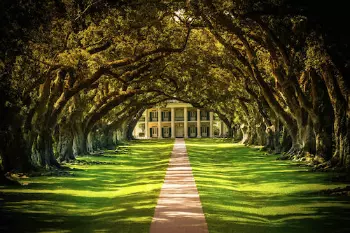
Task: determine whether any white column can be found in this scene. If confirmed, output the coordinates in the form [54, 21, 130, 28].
[171, 107, 175, 138]
[197, 109, 201, 138]
[158, 108, 162, 139]
[184, 107, 188, 138]
[145, 109, 148, 139]
[209, 112, 214, 138]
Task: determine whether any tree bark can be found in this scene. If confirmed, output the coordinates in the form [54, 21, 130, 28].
[57, 123, 75, 162]
[256, 123, 266, 146]
[87, 131, 98, 153]
[240, 124, 250, 144]
[321, 65, 350, 167]
[31, 130, 60, 168]
[264, 125, 275, 151]
[73, 124, 88, 156]
[1, 125, 32, 172]
[232, 124, 242, 141]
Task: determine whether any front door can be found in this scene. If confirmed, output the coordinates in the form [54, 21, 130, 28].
[189, 126, 197, 137]
[176, 126, 184, 138]
[201, 126, 208, 137]
[152, 127, 158, 138]
[163, 127, 170, 138]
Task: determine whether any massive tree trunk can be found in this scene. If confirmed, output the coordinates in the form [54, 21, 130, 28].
[112, 131, 118, 145]
[322, 65, 350, 167]
[85, 125, 117, 152]
[313, 121, 333, 162]
[307, 70, 334, 162]
[31, 130, 60, 168]
[87, 131, 99, 153]
[116, 122, 128, 142]
[57, 124, 75, 162]
[101, 126, 116, 149]
[264, 125, 275, 151]
[126, 124, 135, 141]
[273, 120, 282, 153]
[249, 70, 298, 152]
[1, 124, 32, 172]
[1, 102, 32, 172]
[287, 109, 315, 158]
[126, 109, 145, 141]
[332, 102, 350, 167]
[232, 124, 242, 141]
[255, 123, 266, 146]
[239, 102, 253, 144]
[73, 124, 88, 156]
[274, 122, 292, 154]
[240, 123, 250, 144]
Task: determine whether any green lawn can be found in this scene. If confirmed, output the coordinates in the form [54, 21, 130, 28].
[186, 138, 350, 233]
[0, 139, 173, 233]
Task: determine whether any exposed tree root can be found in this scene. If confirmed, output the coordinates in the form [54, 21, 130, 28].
[67, 159, 118, 165]
[58, 157, 76, 163]
[0, 173, 21, 186]
[320, 186, 350, 196]
[276, 146, 304, 160]
[28, 168, 74, 177]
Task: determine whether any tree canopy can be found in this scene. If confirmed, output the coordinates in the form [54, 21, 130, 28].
[0, 0, 349, 177]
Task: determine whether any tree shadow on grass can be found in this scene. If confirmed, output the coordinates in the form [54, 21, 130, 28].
[0, 192, 157, 233]
[185, 139, 350, 233]
[0, 140, 174, 233]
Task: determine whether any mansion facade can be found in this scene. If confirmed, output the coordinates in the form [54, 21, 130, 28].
[133, 101, 228, 139]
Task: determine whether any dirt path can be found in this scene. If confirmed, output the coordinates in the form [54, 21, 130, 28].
[150, 138, 209, 233]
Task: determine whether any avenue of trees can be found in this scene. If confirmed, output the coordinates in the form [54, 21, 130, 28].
[1, 0, 349, 181]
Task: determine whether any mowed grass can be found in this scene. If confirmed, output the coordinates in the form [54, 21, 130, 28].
[186, 138, 350, 233]
[0, 139, 173, 233]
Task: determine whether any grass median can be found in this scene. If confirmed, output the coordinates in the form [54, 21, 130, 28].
[0, 139, 173, 233]
[186, 138, 350, 233]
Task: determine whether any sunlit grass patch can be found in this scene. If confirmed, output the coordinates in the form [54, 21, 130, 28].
[0, 139, 173, 233]
[186, 138, 350, 233]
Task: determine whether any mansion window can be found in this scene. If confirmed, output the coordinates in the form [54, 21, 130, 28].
[201, 126, 208, 137]
[201, 111, 209, 120]
[189, 111, 196, 121]
[151, 127, 158, 137]
[150, 111, 158, 121]
[189, 126, 197, 137]
[175, 109, 184, 121]
[190, 127, 196, 134]
[163, 111, 170, 121]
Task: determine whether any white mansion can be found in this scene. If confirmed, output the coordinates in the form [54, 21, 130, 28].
[133, 101, 228, 139]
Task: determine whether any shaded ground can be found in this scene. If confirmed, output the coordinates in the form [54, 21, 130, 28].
[0, 139, 173, 233]
[186, 139, 350, 233]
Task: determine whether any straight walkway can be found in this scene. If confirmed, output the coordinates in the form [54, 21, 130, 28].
[150, 138, 209, 233]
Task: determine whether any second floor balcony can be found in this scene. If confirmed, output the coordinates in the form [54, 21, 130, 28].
[189, 117, 197, 121]
[144, 110, 217, 122]
[162, 117, 171, 122]
[149, 117, 158, 122]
